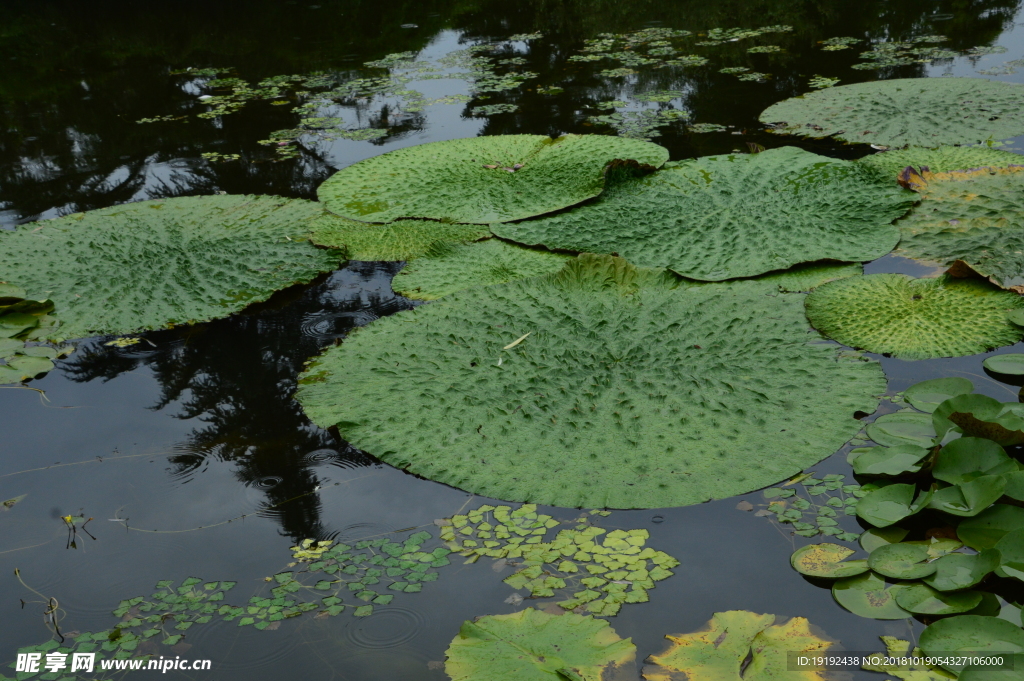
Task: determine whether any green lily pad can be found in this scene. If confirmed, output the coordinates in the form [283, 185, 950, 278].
[868, 542, 936, 579]
[857, 484, 932, 528]
[642, 611, 833, 681]
[920, 615, 1024, 673]
[296, 254, 884, 508]
[904, 377, 975, 414]
[985, 354, 1024, 376]
[832, 572, 911, 620]
[805, 274, 1024, 360]
[862, 636, 956, 681]
[958, 504, 1024, 549]
[392, 239, 572, 301]
[445, 608, 636, 681]
[895, 167, 1024, 289]
[1004, 471, 1024, 502]
[791, 543, 870, 579]
[760, 78, 1024, 148]
[317, 134, 668, 225]
[935, 437, 1015, 485]
[0, 195, 343, 341]
[959, 654, 1024, 681]
[923, 549, 1001, 591]
[492, 147, 912, 281]
[309, 214, 489, 261]
[861, 527, 910, 553]
[865, 410, 937, 447]
[895, 584, 984, 615]
[933, 394, 1024, 446]
[995, 529, 1024, 582]
[929, 476, 1009, 517]
[858, 146, 1024, 182]
[848, 445, 931, 476]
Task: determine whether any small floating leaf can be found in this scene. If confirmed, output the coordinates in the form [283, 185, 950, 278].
[790, 544, 869, 578]
[984, 354, 1024, 376]
[865, 410, 936, 448]
[903, 377, 974, 414]
[848, 445, 930, 476]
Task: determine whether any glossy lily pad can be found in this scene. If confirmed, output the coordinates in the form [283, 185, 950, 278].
[0, 195, 343, 341]
[760, 78, 1024, 148]
[791, 543, 869, 579]
[859, 146, 1024, 182]
[492, 147, 913, 281]
[934, 437, 1016, 484]
[392, 239, 572, 301]
[868, 542, 936, 579]
[832, 572, 911, 619]
[923, 549, 1001, 591]
[317, 134, 669, 224]
[865, 410, 937, 447]
[895, 167, 1024, 289]
[856, 484, 932, 528]
[848, 445, 931, 476]
[805, 274, 1024, 360]
[958, 505, 1024, 550]
[860, 527, 910, 553]
[895, 583, 984, 615]
[984, 354, 1024, 376]
[920, 615, 1024, 673]
[309, 214, 489, 261]
[444, 608, 637, 681]
[995, 529, 1024, 582]
[933, 394, 1024, 446]
[929, 475, 1008, 517]
[296, 255, 884, 508]
[643, 611, 833, 681]
[904, 377, 975, 414]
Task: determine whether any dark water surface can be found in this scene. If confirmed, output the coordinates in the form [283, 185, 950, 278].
[2, 0, 1024, 678]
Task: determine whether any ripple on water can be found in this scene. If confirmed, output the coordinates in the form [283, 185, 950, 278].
[334, 522, 400, 545]
[343, 605, 425, 649]
[299, 310, 379, 341]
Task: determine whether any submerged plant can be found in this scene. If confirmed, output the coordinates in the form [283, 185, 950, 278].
[0, 195, 343, 341]
[760, 78, 1024, 148]
[296, 254, 885, 509]
[316, 134, 669, 224]
[493, 147, 914, 281]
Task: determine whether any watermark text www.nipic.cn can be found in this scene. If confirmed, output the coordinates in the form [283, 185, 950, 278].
[17, 652, 212, 673]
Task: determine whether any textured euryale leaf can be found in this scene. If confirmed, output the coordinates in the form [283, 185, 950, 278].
[317, 134, 669, 224]
[393, 239, 572, 300]
[444, 608, 636, 681]
[760, 78, 1024, 148]
[309, 214, 489, 261]
[643, 611, 833, 681]
[0, 195, 343, 341]
[805, 274, 1024, 359]
[894, 166, 1024, 288]
[493, 147, 913, 281]
[296, 254, 884, 509]
[858, 146, 1024, 182]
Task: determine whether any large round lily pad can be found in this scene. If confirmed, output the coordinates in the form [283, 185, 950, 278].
[317, 134, 669, 224]
[958, 504, 1024, 550]
[296, 254, 885, 509]
[309, 214, 489, 261]
[858, 146, 1024, 181]
[805, 274, 1024, 360]
[868, 542, 936, 579]
[444, 608, 636, 681]
[643, 611, 833, 681]
[0, 195, 343, 341]
[832, 572, 911, 620]
[894, 584, 984, 615]
[493, 147, 913, 281]
[760, 78, 1024, 148]
[895, 167, 1024, 289]
[393, 239, 572, 301]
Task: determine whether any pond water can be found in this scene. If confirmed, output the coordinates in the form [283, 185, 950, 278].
[2, 0, 1024, 678]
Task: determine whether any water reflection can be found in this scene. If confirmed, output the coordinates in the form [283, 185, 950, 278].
[58, 262, 416, 541]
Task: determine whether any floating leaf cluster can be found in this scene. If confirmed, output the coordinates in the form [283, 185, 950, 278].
[852, 36, 957, 70]
[439, 504, 678, 616]
[790, 377, 1024, 626]
[0, 284, 72, 384]
[761, 473, 865, 540]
